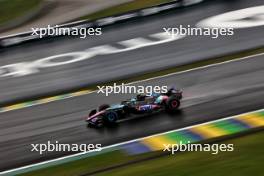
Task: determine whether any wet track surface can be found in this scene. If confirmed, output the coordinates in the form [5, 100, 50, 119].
[0, 54, 263, 171]
[0, 0, 263, 104]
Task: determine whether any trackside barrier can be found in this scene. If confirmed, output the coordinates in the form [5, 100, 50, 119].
[0, 0, 204, 48]
[1, 109, 263, 175]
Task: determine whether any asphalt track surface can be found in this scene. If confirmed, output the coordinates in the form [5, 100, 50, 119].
[0, 0, 264, 104]
[0, 54, 264, 172]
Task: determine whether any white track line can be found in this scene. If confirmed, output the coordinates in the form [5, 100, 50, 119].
[1, 108, 263, 175]
[128, 52, 264, 85]
[61, 51, 264, 94]
[0, 51, 263, 114]
[0, 52, 263, 174]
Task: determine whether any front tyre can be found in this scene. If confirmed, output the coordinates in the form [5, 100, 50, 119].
[103, 111, 118, 125]
[99, 104, 110, 111]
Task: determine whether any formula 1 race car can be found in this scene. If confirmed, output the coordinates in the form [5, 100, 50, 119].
[85, 88, 182, 128]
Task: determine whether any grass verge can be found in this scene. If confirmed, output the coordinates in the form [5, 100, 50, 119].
[18, 150, 160, 176]
[96, 131, 264, 176]
[80, 0, 174, 21]
[19, 131, 264, 176]
[0, 0, 43, 25]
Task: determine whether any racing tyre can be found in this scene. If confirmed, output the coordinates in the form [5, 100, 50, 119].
[103, 111, 118, 124]
[99, 104, 110, 111]
[89, 109, 97, 117]
[165, 97, 180, 112]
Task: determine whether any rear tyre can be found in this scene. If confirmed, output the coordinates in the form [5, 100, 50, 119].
[165, 97, 180, 112]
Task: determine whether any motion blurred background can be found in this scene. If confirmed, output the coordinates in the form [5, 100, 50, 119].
[0, 0, 263, 176]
